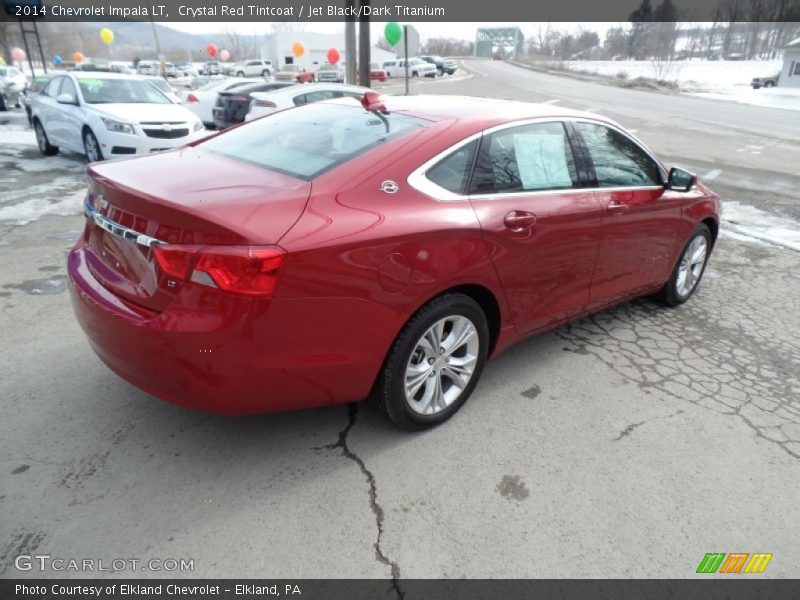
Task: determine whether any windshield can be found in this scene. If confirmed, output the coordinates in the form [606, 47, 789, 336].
[201, 103, 427, 180]
[147, 78, 171, 93]
[77, 77, 171, 104]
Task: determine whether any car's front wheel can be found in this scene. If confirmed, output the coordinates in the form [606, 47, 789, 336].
[236, 71, 245, 77]
[657, 223, 711, 306]
[376, 293, 489, 430]
[83, 129, 103, 162]
[33, 119, 58, 156]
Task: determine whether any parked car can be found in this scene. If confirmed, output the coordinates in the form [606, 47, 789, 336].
[143, 76, 181, 104]
[200, 61, 221, 76]
[274, 64, 315, 83]
[751, 73, 779, 89]
[109, 62, 136, 75]
[212, 81, 295, 129]
[245, 82, 369, 121]
[381, 58, 437, 78]
[67, 94, 720, 429]
[173, 62, 196, 77]
[316, 63, 344, 83]
[233, 59, 273, 77]
[419, 55, 457, 76]
[162, 62, 179, 78]
[180, 77, 261, 127]
[0, 66, 26, 110]
[21, 74, 52, 121]
[30, 72, 205, 161]
[71, 64, 112, 73]
[136, 60, 160, 76]
[368, 62, 387, 82]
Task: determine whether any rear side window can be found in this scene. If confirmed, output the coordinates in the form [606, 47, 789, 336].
[471, 122, 579, 194]
[426, 139, 478, 194]
[293, 90, 335, 106]
[201, 103, 428, 180]
[575, 122, 662, 187]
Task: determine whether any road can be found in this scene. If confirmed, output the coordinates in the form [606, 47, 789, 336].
[1, 61, 799, 584]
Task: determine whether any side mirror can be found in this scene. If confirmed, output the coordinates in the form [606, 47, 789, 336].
[667, 166, 697, 192]
[56, 93, 76, 105]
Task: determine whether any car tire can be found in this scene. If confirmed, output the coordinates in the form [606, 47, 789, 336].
[656, 223, 712, 307]
[33, 119, 58, 156]
[0, 94, 7, 111]
[236, 71, 245, 77]
[262, 69, 270, 77]
[765, 81, 775, 88]
[83, 129, 104, 162]
[375, 293, 489, 430]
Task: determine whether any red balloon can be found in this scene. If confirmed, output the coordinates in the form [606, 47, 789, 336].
[206, 44, 218, 58]
[326, 48, 341, 65]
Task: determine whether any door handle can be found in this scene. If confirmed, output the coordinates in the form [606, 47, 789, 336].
[503, 210, 537, 232]
[608, 200, 631, 215]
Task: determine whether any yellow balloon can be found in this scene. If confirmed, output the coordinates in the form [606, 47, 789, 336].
[100, 28, 114, 45]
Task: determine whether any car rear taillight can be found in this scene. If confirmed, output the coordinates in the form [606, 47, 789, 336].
[153, 245, 286, 296]
[253, 99, 277, 108]
[186, 93, 199, 103]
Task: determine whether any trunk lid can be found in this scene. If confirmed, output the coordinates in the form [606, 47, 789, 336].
[83, 147, 310, 311]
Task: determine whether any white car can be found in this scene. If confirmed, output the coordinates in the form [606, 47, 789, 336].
[136, 60, 160, 76]
[0, 65, 28, 105]
[381, 58, 437, 79]
[143, 76, 181, 103]
[30, 72, 205, 161]
[233, 59, 273, 77]
[245, 82, 369, 121]
[180, 77, 261, 126]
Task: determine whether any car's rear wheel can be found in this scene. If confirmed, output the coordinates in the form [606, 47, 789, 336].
[33, 119, 58, 156]
[0, 93, 7, 111]
[765, 81, 775, 88]
[83, 129, 103, 162]
[376, 294, 489, 430]
[657, 224, 711, 307]
[262, 69, 270, 77]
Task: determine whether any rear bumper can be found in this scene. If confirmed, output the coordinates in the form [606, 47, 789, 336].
[67, 242, 397, 415]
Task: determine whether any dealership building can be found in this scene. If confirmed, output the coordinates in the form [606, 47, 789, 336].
[779, 37, 800, 88]
[260, 32, 396, 70]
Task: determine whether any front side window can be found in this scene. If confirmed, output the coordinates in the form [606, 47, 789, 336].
[793, 61, 800, 76]
[575, 122, 662, 188]
[471, 122, 579, 194]
[201, 103, 428, 180]
[59, 77, 78, 101]
[426, 139, 478, 194]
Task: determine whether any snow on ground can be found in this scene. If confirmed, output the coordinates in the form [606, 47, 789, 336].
[0, 187, 85, 225]
[721, 200, 800, 252]
[561, 59, 799, 111]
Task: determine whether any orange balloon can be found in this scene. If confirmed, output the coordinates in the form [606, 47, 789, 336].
[73, 52, 85, 63]
[292, 41, 305, 58]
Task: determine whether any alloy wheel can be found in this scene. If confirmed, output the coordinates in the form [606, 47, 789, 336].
[404, 315, 480, 415]
[84, 132, 100, 162]
[675, 235, 707, 298]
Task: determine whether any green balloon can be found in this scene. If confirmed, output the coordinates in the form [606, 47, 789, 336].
[384, 22, 402, 47]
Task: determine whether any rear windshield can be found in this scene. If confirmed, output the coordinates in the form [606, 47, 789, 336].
[201, 102, 428, 180]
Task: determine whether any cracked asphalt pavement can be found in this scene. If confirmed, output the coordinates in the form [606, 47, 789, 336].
[2, 60, 799, 581]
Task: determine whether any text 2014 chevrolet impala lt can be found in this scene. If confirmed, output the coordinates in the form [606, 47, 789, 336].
[68, 94, 720, 429]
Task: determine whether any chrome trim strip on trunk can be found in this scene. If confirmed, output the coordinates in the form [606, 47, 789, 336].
[84, 198, 164, 248]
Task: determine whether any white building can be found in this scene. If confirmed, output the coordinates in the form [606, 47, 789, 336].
[260, 32, 395, 70]
[779, 37, 800, 88]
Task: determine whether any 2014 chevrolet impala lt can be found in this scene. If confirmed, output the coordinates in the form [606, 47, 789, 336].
[68, 93, 720, 429]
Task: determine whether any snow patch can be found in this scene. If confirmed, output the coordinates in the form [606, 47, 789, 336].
[0, 187, 85, 225]
[722, 200, 800, 251]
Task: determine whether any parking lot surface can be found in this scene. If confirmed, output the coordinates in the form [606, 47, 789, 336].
[1, 61, 799, 581]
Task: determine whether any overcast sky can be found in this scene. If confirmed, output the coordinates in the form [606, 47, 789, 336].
[162, 22, 621, 44]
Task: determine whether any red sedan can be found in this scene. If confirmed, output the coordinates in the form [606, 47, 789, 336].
[68, 94, 720, 429]
[273, 64, 315, 83]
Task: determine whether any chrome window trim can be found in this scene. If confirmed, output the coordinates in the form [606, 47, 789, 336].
[407, 116, 668, 202]
[84, 198, 163, 248]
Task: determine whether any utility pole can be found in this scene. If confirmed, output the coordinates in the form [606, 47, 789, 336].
[357, 0, 371, 88]
[344, 0, 356, 84]
[150, 17, 165, 77]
